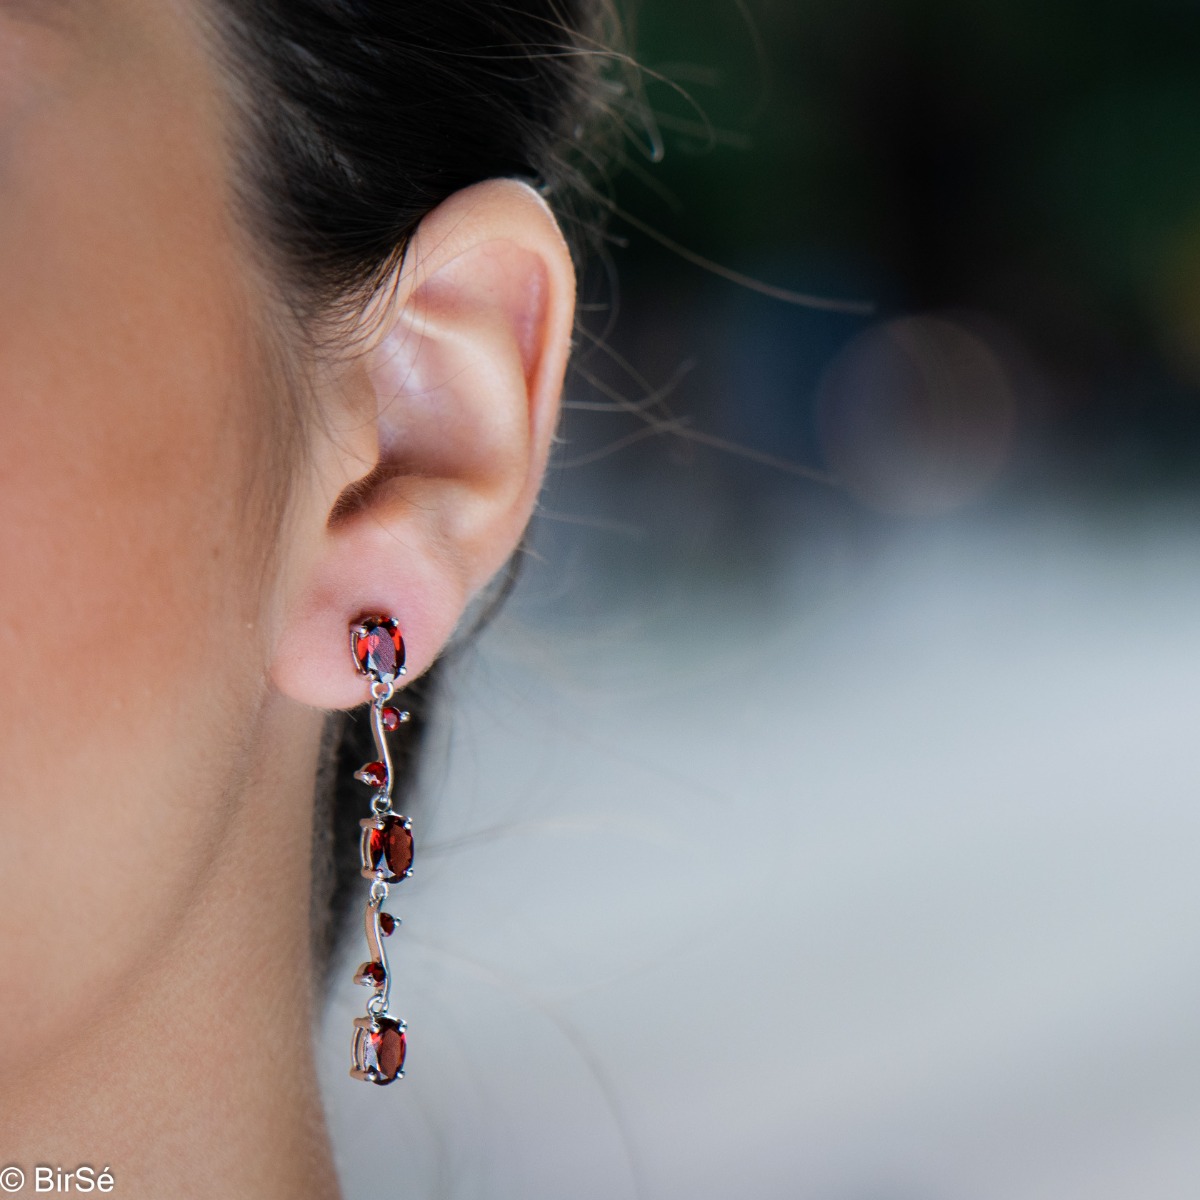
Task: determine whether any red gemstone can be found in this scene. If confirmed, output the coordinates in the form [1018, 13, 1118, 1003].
[355, 761, 387, 788]
[378, 912, 396, 936]
[365, 1018, 406, 1081]
[355, 961, 386, 986]
[363, 815, 414, 882]
[352, 617, 406, 682]
[381, 706, 407, 733]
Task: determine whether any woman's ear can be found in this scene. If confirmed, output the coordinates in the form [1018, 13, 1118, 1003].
[268, 178, 575, 709]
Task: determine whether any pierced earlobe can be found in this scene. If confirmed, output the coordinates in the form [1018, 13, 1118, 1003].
[265, 180, 576, 715]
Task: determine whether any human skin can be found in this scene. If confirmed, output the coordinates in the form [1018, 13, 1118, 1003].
[0, 2, 575, 1196]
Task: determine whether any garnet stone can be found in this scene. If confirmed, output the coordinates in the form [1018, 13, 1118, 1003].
[381, 706, 408, 733]
[378, 912, 396, 936]
[361, 814, 414, 883]
[354, 761, 387, 789]
[352, 1016, 406, 1084]
[354, 960, 387, 987]
[351, 616, 406, 683]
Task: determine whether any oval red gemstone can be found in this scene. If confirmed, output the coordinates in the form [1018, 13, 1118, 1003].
[378, 912, 396, 936]
[367, 1019, 406, 1081]
[355, 761, 387, 788]
[365, 816, 414, 882]
[352, 617, 406, 682]
[381, 706, 406, 732]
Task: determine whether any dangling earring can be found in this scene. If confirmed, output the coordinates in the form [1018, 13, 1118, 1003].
[347, 614, 413, 1085]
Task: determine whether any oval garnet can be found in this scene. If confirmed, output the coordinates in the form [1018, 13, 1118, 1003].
[378, 912, 396, 936]
[352, 617, 406, 682]
[367, 1018, 406, 1081]
[364, 816, 414, 882]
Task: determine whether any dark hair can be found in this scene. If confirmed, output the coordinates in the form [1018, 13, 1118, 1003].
[204, 0, 618, 982]
[212, 0, 615, 330]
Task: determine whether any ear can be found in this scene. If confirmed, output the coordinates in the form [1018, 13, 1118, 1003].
[268, 178, 575, 709]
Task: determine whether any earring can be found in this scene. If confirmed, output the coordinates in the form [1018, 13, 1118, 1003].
[347, 614, 413, 1085]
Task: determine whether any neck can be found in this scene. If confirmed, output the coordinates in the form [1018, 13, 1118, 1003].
[1, 697, 340, 1200]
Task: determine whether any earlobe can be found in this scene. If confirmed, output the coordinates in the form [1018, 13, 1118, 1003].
[268, 179, 575, 711]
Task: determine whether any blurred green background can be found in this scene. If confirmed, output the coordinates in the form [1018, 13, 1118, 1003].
[565, 0, 1200, 532]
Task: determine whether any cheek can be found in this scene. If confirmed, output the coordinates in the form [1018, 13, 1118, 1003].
[0, 47, 287, 1056]
[0, 51, 266, 660]
[0, 151, 268, 766]
[0, 364, 253, 692]
[0, 238, 275, 1060]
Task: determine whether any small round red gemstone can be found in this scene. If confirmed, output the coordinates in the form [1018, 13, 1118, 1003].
[355, 761, 387, 788]
[366, 816, 414, 882]
[381, 706, 404, 732]
[368, 1019, 406, 1081]
[356, 961, 386, 986]
[378, 912, 396, 936]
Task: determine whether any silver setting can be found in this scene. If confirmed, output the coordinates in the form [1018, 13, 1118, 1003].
[359, 885, 392, 1009]
[368, 687, 398, 813]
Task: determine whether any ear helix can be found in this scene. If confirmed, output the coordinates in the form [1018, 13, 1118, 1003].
[347, 614, 413, 1086]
